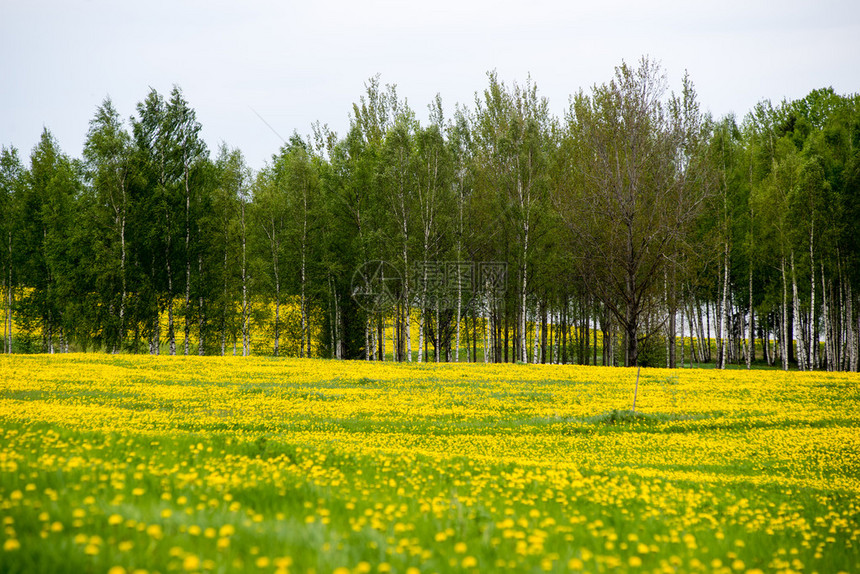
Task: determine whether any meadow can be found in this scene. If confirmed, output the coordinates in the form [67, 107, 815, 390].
[0, 355, 858, 574]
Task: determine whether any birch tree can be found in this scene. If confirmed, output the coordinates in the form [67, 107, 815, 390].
[166, 88, 207, 356]
[84, 98, 134, 351]
[0, 146, 24, 354]
[132, 89, 183, 355]
[473, 73, 550, 363]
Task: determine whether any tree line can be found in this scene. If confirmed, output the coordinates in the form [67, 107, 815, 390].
[1, 58, 858, 370]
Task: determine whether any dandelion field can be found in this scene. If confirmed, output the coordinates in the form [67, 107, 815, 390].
[1, 355, 859, 574]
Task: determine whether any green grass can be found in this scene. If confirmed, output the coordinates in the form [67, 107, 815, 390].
[0, 354, 858, 574]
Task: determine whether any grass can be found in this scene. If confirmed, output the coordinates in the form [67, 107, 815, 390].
[0, 354, 858, 573]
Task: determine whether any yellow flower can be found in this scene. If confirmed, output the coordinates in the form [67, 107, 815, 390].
[182, 555, 200, 571]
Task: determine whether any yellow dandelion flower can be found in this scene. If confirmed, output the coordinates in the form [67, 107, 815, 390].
[182, 555, 200, 571]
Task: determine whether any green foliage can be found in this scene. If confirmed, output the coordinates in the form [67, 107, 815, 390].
[1, 70, 858, 369]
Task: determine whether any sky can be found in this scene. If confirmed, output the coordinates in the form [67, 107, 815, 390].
[2, 0, 859, 171]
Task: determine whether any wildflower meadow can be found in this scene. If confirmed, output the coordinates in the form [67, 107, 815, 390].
[1, 355, 858, 573]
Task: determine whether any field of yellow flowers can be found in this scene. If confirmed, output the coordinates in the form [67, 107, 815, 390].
[1, 355, 858, 574]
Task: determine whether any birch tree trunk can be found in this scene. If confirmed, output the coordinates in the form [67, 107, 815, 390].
[184, 160, 191, 356]
[747, 264, 754, 369]
[781, 257, 789, 371]
[847, 280, 857, 372]
[4, 239, 11, 352]
[167, 214, 176, 356]
[810, 232, 816, 369]
[119, 187, 127, 350]
[822, 268, 831, 371]
[483, 300, 490, 363]
[718, 246, 729, 369]
[680, 304, 685, 368]
[220, 230, 228, 357]
[198, 254, 204, 355]
[791, 251, 806, 371]
[520, 242, 529, 363]
[418, 264, 427, 363]
[274, 254, 280, 357]
[301, 190, 308, 359]
[851, 286, 859, 372]
[435, 299, 440, 363]
[455, 271, 461, 363]
[240, 199, 249, 357]
[382, 314, 386, 361]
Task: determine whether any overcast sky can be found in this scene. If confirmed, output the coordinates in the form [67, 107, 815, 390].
[2, 0, 859, 170]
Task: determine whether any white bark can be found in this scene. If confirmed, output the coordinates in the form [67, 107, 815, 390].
[679, 305, 685, 368]
[822, 268, 831, 371]
[198, 254, 204, 356]
[274, 268, 280, 358]
[435, 300, 440, 363]
[484, 301, 491, 363]
[520, 253, 528, 363]
[718, 245, 729, 369]
[848, 280, 857, 372]
[455, 275, 461, 363]
[301, 186, 308, 359]
[781, 257, 789, 371]
[240, 198, 248, 357]
[418, 264, 427, 363]
[791, 251, 805, 371]
[4, 241, 11, 352]
[809, 225, 816, 369]
[119, 184, 127, 350]
[184, 156, 191, 356]
[220, 227, 228, 357]
[747, 263, 754, 369]
[167, 232, 175, 356]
